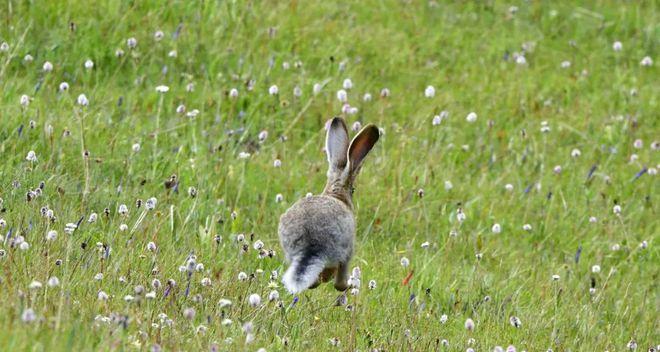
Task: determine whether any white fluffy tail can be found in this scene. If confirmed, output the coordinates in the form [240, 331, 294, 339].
[282, 253, 325, 294]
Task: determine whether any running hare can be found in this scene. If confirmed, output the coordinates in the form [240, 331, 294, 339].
[279, 117, 380, 294]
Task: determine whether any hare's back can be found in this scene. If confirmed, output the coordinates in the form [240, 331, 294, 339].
[278, 195, 355, 262]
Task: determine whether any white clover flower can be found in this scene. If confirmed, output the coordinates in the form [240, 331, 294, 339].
[119, 223, 128, 231]
[640, 56, 653, 67]
[363, 93, 372, 102]
[336, 89, 348, 102]
[24, 54, 33, 62]
[155, 85, 169, 93]
[633, 139, 643, 149]
[176, 104, 186, 114]
[492, 223, 502, 234]
[218, 299, 232, 308]
[268, 290, 280, 301]
[313, 83, 322, 95]
[273, 159, 282, 168]
[560, 60, 571, 69]
[591, 265, 601, 273]
[19, 241, 30, 250]
[20, 94, 30, 107]
[118, 204, 129, 215]
[94, 273, 104, 281]
[380, 88, 390, 97]
[552, 274, 560, 281]
[168, 50, 177, 58]
[237, 272, 248, 281]
[613, 204, 622, 215]
[154, 30, 165, 41]
[229, 88, 239, 98]
[282, 61, 290, 70]
[77, 94, 89, 106]
[0, 42, 9, 52]
[43, 61, 53, 72]
[504, 183, 514, 192]
[132, 143, 140, 152]
[421, 241, 430, 248]
[29, 281, 43, 290]
[115, 48, 125, 57]
[21, 308, 36, 323]
[258, 130, 268, 142]
[400, 257, 410, 268]
[127, 37, 137, 49]
[432, 115, 442, 125]
[186, 82, 194, 92]
[248, 293, 261, 307]
[59, 82, 69, 92]
[145, 291, 156, 299]
[522, 224, 532, 231]
[84, 59, 94, 69]
[424, 85, 436, 98]
[47, 276, 60, 287]
[238, 152, 251, 159]
[147, 242, 157, 252]
[201, 277, 212, 287]
[183, 307, 195, 320]
[515, 55, 527, 65]
[123, 295, 134, 302]
[612, 41, 622, 52]
[466, 112, 477, 123]
[571, 148, 581, 158]
[268, 85, 279, 95]
[45, 230, 57, 241]
[343, 78, 353, 90]
[553, 165, 562, 174]
[440, 314, 448, 324]
[456, 209, 466, 222]
[145, 197, 157, 210]
[464, 318, 475, 331]
[26, 150, 37, 162]
[97, 291, 109, 300]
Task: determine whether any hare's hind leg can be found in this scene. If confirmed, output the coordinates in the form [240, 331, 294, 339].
[309, 267, 336, 289]
[333, 263, 349, 291]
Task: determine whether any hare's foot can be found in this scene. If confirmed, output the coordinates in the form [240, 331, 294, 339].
[320, 267, 337, 283]
[333, 263, 349, 291]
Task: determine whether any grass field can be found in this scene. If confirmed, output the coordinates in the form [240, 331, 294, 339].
[0, 1, 658, 351]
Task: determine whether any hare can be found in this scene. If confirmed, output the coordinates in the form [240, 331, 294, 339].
[279, 117, 380, 294]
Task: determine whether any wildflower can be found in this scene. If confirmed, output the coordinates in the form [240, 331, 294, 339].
[84, 59, 94, 69]
[464, 318, 475, 331]
[183, 307, 196, 320]
[336, 89, 348, 102]
[400, 257, 410, 268]
[46, 230, 57, 241]
[552, 274, 560, 281]
[119, 224, 128, 231]
[115, 49, 125, 57]
[343, 78, 353, 90]
[176, 104, 186, 114]
[201, 277, 212, 287]
[424, 85, 435, 98]
[505, 183, 514, 191]
[466, 112, 477, 123]
[627, 339, 637, 350]
[432, 115, 442, 125]
[440, 314, 448, 324]
[363, 93, 372, 102]
[186, 83, 194, 92]
[273, 159, 282, 168]
[313, 83, 322, 95]
[29, 281, 43, 290]
[238, 152, 251, 159]
[522, 224, 532, 231]
[146, 197, 157, 210]
[47, 276, 60, 287]
[571, 148, 581, 158]
[98, 291, 109, 300]
[94, 273, 104, 281]
[123, 295, 135, 302]
[59, 82, 70, 91]
[24, 54, 33, 62]
[0, 42, 9, 52]
[444, 181, 453, 190]
[633, 139, 643, 149]
[21, 308, 36, 323]
[154, 30, 164, 41]
[611, 243, 621, 251]
[168, 50, 177, 58]
[118, 204, 129, 215]
[553, 165, 562, 174]
[368, 280, 376, 290]
[238, 272, 248, 281]
[248, 293, 261, 307]
[456, 208, 466, 222]
[639, 240, 648, 249]
[380, 88, 390, 97]
[268, 85, 279, 95]
[640, 56, 653, 66]
[509, 316, 522, 328]
[515, 55, 527, 65]
[591, 265, 601, 273]
[26, 150, 37, 162]
[613, 204, 622, 215]
[43, 61, 53, 72]
[19, 242, 30, 250]
[127, 37, 137, 49]
[275, 194, 284, 203]
[293, 86, 302, 97]
[155, 85, 169, 93]
[612, 41, 622, 51]
[268, 290, 279, 301]
[218, 299, 232, 308]
[421, 241, 430, 248]
[329, 337, 340, 347]
[560, 60, 571, 68]
[492, 223, 502, 234]
[77, 94, 89, 106]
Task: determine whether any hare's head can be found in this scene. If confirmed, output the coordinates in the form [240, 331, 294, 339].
[323, 117, 380, 208]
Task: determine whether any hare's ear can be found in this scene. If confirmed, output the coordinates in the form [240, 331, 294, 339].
[325, 117, 349, 171]
[348, 124, 380, 174]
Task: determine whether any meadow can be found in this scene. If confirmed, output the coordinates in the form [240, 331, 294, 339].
[0, 1, 658, 351]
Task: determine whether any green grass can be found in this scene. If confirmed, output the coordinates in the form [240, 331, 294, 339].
[0, 1, 658, 351]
